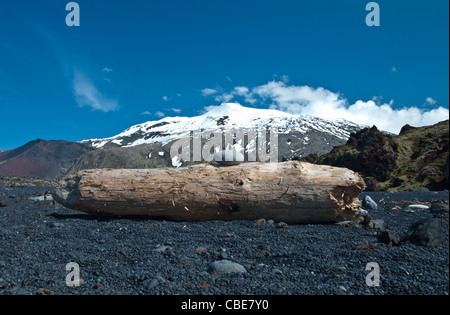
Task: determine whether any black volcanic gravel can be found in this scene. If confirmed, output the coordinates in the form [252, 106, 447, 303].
[0, 184, 448, 295]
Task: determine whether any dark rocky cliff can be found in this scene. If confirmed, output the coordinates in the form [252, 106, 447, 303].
[302, 120, 449, 191]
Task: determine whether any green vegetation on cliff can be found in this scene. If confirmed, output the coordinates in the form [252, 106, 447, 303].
[305, 120, 449, 191]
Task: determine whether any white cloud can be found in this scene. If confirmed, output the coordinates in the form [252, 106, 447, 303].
[214, 92, 234, 103]
[425, 97, 437, 105]
[201, 88, 218, 96]
[210, 86, 257, 104]
[391, 66, 397, 72]
[102, 67, 113, 72]
[170, 108, 181, 113]
[155, 111, 165, 118]
[141, 111, 151, 115]
[234, 86, 249, 96]
[252, 81, 347, 120]
[72, 70, 119, 112]
[162, 96, 168, 101]
[259, 81, 449, 134]
[211, 80, 448, 134]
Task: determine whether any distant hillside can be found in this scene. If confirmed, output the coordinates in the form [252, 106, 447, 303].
[67, 143, 170, 175]
[0, 139, 93, 178]
[302, 120, 449, 191]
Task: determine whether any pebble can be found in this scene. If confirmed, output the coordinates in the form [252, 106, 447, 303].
[404, 204, 429, 213]
[430, 203, 449, 217]
[276, 222, 289, 229]
[153, 245, 172, 253]
[219, 252, 229, 260]
[145, 278, 159, 290]
[208, 260, 246, 275]
[362, 195, 377, 210]
[377, 229, 400, 246]
[255, 218, 266, 225]
[195, 246, 207, 254]
[368, 219, 386, 230]
[50, 222, 65, 228]
[28, 195, 54, 202]
[272, 268, 283, 276]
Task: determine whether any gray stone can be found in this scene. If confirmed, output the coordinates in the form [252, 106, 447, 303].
[208, 260, 246, 275]
[339, 286, 347, 292]
[335, 220, 352, 226]
[146, 278, 159, 290]
[272, 268, 283, 275]
[362, 195, 377, 210]
[335, 220, 360, 228]
[153, 245, 172, 253]
[430, 203, 449, 217]
[403, 204, 429, 213]
[143, 275, 166, 291]
[368, 219, 386, 231]
[404, 218, 444, 247]
[29, 195, 54, 202]
[377, 229, 400, 246]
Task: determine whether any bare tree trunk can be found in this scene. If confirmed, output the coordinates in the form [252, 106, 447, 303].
[55, 161, 365, 224]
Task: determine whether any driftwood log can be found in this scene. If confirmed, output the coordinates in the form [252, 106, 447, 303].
[54, 161, 365, 224]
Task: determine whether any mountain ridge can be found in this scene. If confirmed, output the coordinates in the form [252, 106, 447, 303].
[70, 103, 365, 171]
[80, 103, 364, 150]
[0, 139, 93, 178]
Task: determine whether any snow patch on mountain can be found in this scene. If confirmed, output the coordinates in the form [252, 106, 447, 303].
[80, 102, 364, 149]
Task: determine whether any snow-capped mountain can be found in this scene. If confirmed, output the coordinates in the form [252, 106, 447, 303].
[81, 102, 363, 149]
[75, 103, 364, 169]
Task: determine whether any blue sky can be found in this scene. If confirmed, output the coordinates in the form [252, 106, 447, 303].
[0, 0, 448, 150]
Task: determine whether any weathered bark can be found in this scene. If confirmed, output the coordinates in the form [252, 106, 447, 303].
[54, 161, 365, 224]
